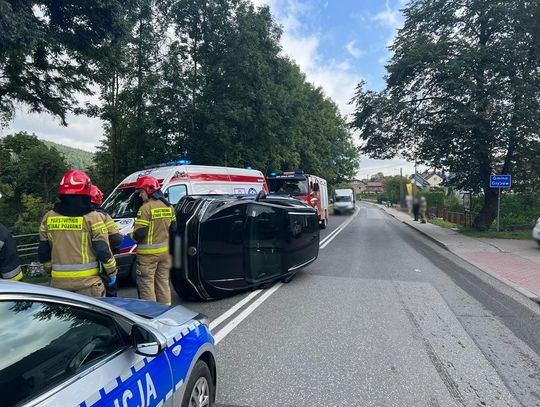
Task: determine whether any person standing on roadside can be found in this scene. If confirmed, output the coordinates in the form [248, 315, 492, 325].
[90, 185, 123, 296]
[38, 170, 117, 297]
[131, 176, 176, 305]
[412, 198, 420, 221]
[0, 193, 23, 282]
[89, 185, 123, 251]
[419, 196, 428, 224]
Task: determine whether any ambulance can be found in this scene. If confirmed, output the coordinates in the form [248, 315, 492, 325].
[266, 171, 329, 229]
[102, 161, 269, 280]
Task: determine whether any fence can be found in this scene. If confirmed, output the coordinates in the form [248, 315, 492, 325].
[14, 233, 40, 272]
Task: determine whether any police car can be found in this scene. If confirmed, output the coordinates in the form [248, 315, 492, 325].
[0, 281, 216, 407]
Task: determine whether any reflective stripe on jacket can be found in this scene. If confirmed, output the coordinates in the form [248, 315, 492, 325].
[39, 210, 116, 279]
[132, 200, 175, 255]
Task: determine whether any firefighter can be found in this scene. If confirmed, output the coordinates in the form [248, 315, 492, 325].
[38, 170, 117, 297]
[0, 192, 23, 281]
[90, 184, 123, 297]
[89, 185, 123, 251]
[419, 196, 428, 224]
[131, 176, 176, 305]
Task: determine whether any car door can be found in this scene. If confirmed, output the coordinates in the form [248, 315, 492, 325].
[199, 204, 248, 292]
[0, 297, 174, 407]
[244, 203, 287, 283]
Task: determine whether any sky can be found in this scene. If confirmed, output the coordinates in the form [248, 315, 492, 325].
[2, 0, 415, 179]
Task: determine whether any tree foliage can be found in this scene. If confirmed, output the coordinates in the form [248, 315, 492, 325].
[0, 0, 135, 124]
[350, 0, 540, 230]
[0, 132, 67, 230]
[91, 0, 358, 192]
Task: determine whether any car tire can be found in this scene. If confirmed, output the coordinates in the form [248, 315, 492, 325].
[537, 240, 540, 247]
[180, 360, 214, 407]
[320, 218, 327, 229]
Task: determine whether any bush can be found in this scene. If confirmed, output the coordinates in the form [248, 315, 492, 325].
[418, 191, 445, 208]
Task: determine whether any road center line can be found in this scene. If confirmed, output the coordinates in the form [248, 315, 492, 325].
[213, 283, 283, 345]
[210, 289, 262, 331]
[320, 209, 359, 249]
[211, 209, 359, 342]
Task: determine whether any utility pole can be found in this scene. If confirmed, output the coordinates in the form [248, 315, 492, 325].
[413, 162, 417, 200]
[399, 167, 404, 208]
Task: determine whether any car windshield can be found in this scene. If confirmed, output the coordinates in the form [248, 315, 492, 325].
[335, 196, 351, 202]
[102, 187, 142, 219]
[267, 179, 308, 196]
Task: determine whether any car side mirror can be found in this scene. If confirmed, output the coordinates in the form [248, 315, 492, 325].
[131, 324, 165, 357]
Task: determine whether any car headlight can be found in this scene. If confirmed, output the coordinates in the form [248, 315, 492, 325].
[195, 313, 210, 328]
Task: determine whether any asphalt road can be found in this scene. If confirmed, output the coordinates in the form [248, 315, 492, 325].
[119, 203, 540, 407]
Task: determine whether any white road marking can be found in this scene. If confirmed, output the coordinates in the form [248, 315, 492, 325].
[214, 283, 283, 345]
[210, 289, 263, 331]
[320, 209, 359, 249]
[209, 208, 359, 344]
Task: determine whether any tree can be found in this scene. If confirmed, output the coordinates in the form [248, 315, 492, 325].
[384, 175, 409, 204]
[350, 0, 540, 230]
[0, 0, 135, 124]
[0, 133, 67, 229]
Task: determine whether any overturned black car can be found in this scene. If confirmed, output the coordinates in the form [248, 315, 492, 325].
[170, 193, 320, 301]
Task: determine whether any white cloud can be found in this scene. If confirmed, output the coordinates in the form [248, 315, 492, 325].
[262, 0, 362, 118]
[281, 32, 319, 72]
[373, 0, 407, 29]
[2, 109, 103, 152]
[346, 40, 366, 59]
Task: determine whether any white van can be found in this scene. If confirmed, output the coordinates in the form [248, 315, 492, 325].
[102, 162, 268, 278]
[333, 188, 356, 215]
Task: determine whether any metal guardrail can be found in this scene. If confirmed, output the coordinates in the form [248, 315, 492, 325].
[14, 233, 40, 271]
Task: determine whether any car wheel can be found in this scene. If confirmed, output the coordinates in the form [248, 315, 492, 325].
[181, 360, 214, 407]
[537, 240, 540, 247]
[319, 218, 327, 229]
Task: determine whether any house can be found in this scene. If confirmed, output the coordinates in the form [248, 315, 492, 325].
[409, 173, 430, 190]
[365, 181, 384, 193]
[351, 180, 367, 193]
[421, 171, 444, 188]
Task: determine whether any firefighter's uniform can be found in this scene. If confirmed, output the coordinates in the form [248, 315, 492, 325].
[0, 223, 23, 281]
[132, 199, 175, 304]
[98, 211, 123, 251]
[39, 210, 117, 296]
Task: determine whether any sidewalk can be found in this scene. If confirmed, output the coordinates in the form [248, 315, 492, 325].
[376, 204, 540, 303]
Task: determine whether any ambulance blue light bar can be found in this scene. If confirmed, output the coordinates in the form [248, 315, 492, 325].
[146, 159, 192, 169]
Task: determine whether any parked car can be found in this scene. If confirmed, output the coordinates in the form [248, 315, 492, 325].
[0, 280, 216, 407]
[533, 217, 540, 246]
[171, 192, 320, 301]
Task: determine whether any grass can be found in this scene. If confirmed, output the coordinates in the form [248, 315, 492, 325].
[460, 229, 532, 240]
[429, 217, 460, 230]
[428, 217, 533, 240]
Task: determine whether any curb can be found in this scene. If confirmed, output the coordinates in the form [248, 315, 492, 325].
[367, 202, 540, 304]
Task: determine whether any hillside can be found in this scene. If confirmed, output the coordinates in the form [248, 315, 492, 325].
[43, 140, 94, 170]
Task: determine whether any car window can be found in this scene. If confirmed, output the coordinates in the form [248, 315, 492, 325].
[165, 184, 188, 205]
[0, 300, 128, 406]
[102, 187, 142, 218]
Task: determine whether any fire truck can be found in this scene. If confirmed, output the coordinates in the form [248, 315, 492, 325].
[102, 161, 269, 280]
[266, 171, 329, 228]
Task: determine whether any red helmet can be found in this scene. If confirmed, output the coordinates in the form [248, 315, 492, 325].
[135, 176, 160, 195]
[59, 170, 92, 196]
[89, 185, 104, 205]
